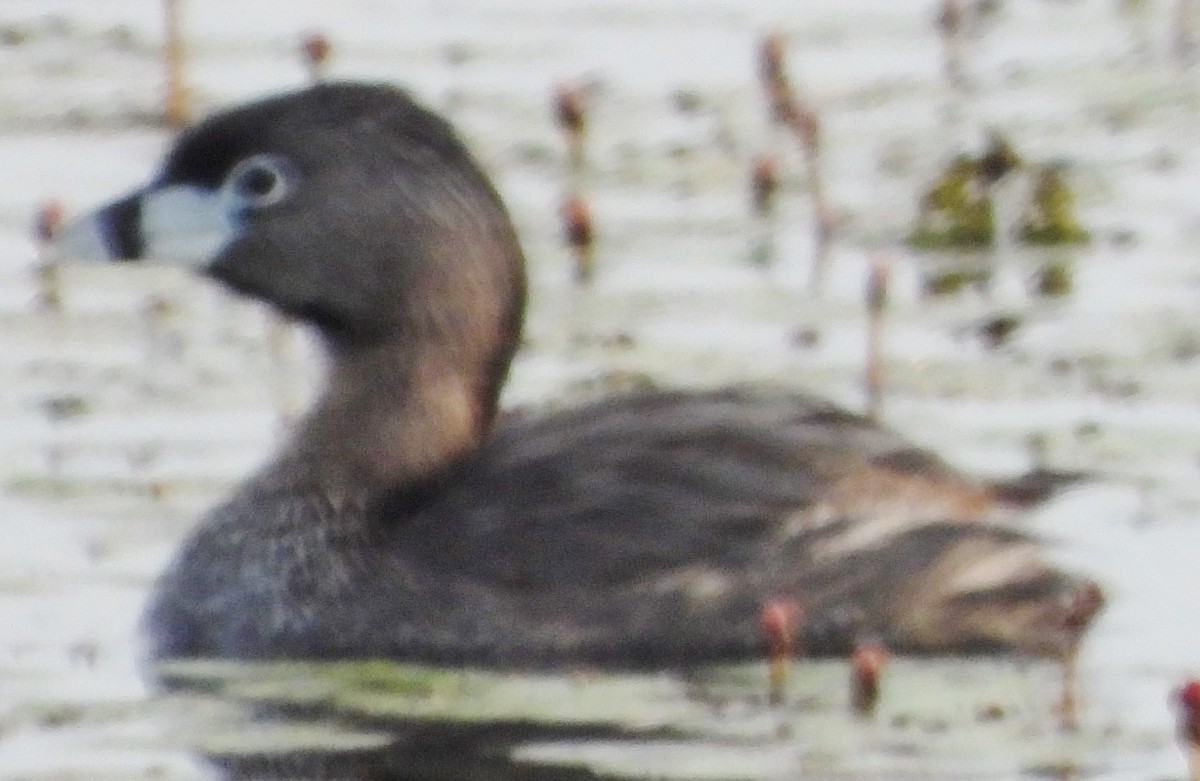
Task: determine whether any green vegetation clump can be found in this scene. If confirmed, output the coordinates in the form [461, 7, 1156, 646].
[978, 314, 1022, 349]
[907, 155, 995, 250]
[1034, 259, 1073, 297]
[1018, 165, 1090, 246]
[326, 660, 466, 698]
[977, 133, 1022, 185]
[908, 138, 1089, 254]
[923, 267, 991, 297]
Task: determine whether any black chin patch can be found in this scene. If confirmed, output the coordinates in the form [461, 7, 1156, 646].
[288, 301, 351, 337]
[211, 266, 355, 340]
[99, 193, 146, 261]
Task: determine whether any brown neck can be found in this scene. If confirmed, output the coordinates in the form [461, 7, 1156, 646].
[279, 335, 496, 499]
[260, 171, 527, 502]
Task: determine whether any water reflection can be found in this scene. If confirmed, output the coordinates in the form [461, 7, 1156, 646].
[206, 725, 623, 781]
[146, 658, 1115, 781]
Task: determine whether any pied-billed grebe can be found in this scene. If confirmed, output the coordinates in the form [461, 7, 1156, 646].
[59, 83, 1101, 666]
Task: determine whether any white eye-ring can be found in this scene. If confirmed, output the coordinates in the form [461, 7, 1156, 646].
[222, 154, 297, 213]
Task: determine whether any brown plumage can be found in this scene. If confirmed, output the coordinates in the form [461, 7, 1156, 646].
[58, 83, 1102, 669]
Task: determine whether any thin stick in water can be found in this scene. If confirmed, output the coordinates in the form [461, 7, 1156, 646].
[751, 153, 779, 219]
[760, 598, 802, 707]
[554, 82, 588, 175]
[1058, 582, 1104, 732]
[749, 154, 780, 267]
[301, 31, 332, 84]
[864, 255, 890, 422]
[758, 31, 791, 129]
[1176, 0, 1200, 71]
[163, 0, 190, 129]
[33, 200, 64, 312]
[936, 0, 967, 90]
[849, 638, 888, 718]
[1175, 678, 1200, 780]
[561, 194, 594, 285]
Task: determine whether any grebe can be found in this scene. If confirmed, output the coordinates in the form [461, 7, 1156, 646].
[59, 83, 1101, 666]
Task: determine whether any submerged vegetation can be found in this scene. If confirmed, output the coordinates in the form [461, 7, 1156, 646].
[922, 265, 993, 297]
[1035, 258, 1075, 297]
[1019, 164, 1091, 247]
[907, 137, 1089, 252]
[908, 154, 996, 250]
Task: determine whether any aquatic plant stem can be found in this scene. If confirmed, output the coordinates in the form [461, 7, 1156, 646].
[1176, 0, 1200, 71]
[762, 45, 831, 294]
[1059, 643, 1079, 732]
[864, 255, 889, 423]
[301, 32, 332, 85]
[937, 0, 966, 91]
[1058, 583, 1103, 732]
[34, 200, 64, 312]
[562, 194, 594, 285]
[760, 599, 801, 707]
[749, 154, 780, 267]
[163, 0, 190, 129]
[1174, 679, 1200, 779]
[554, 82, 587, 176]
[849, 639, 888, 718]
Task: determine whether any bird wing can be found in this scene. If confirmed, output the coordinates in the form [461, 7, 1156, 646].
[383, 388, 1079, 663]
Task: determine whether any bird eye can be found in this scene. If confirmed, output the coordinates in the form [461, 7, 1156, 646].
[223, 154, 296, 212]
